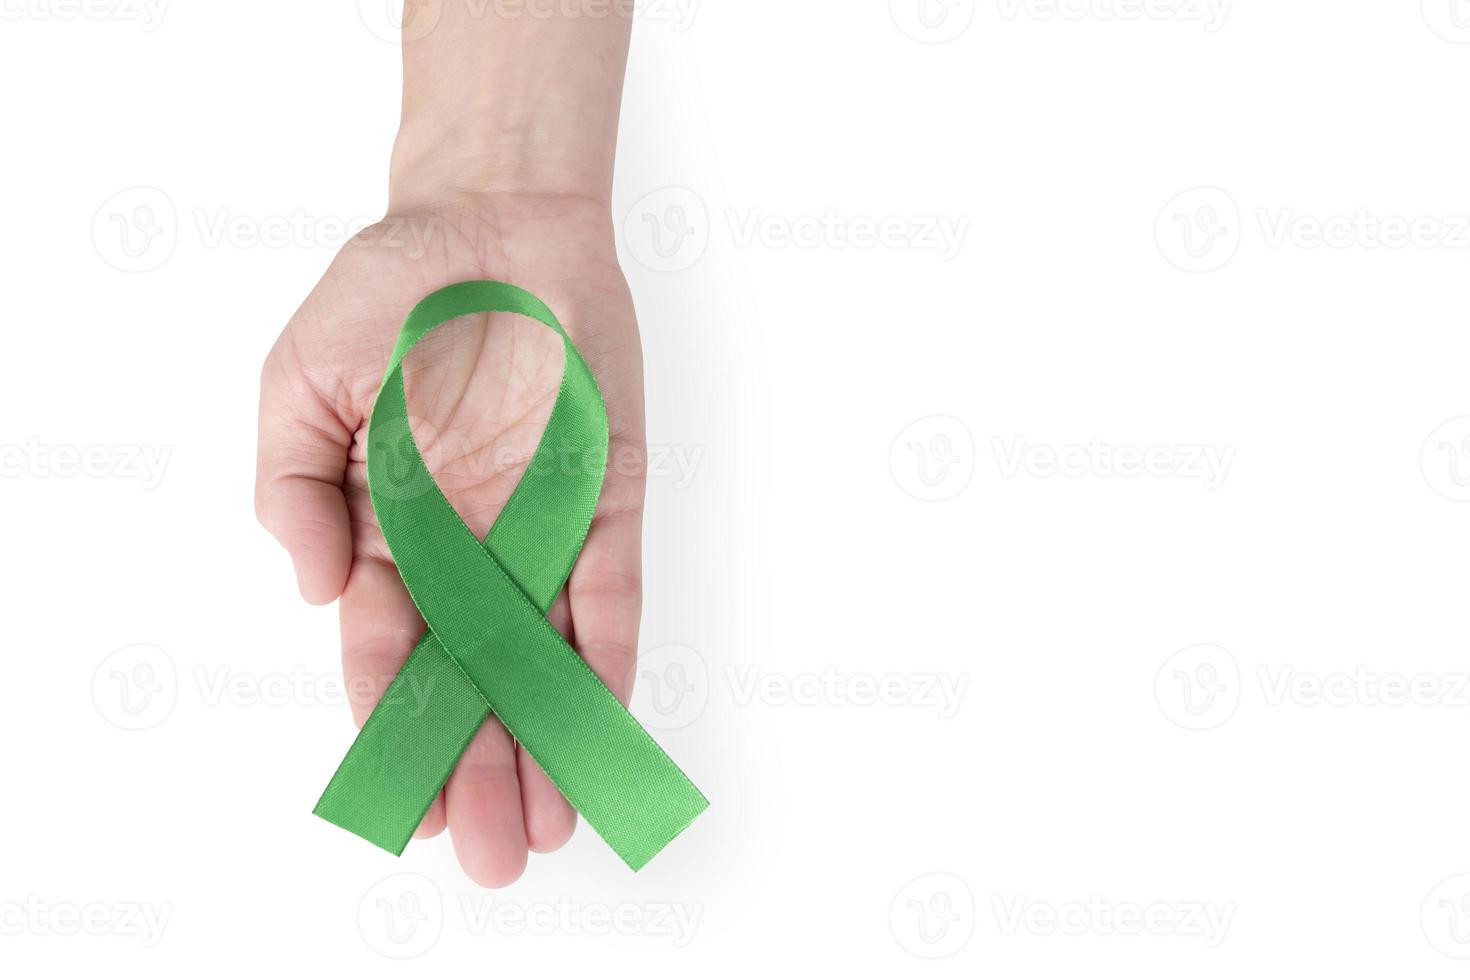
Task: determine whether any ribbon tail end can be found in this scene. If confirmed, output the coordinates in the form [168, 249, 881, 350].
[616, 793, 710, 873]
[311, 801, 413, 858]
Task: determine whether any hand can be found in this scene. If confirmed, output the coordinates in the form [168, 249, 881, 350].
[255, 195, 646, 886]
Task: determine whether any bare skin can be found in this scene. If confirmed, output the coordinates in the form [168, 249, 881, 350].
[255, 7, 643, 887]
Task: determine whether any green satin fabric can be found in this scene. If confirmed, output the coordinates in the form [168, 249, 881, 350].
[313, 281, 707, 870]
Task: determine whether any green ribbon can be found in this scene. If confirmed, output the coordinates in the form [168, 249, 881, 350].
[313, 280, 707, 870]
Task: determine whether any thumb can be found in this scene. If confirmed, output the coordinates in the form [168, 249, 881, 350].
[255, 343, 353, 605]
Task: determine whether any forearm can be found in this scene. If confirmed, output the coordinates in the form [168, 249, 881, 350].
[388, 2, 634, 213]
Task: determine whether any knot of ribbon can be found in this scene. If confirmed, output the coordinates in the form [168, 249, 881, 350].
[312, 280, 707, 870]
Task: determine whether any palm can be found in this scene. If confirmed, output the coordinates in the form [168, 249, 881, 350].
[343, 304, 567, 567]
[258, 199, 647, 885]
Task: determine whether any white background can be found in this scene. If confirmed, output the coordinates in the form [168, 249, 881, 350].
[3, 0, 1470, 975]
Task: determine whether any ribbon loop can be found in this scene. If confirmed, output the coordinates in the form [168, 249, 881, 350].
[313, 281, 707, 870]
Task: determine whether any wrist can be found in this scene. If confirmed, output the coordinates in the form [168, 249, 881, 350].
[388, 114, 617, 216]
[378, 145, 623, 290]
[385, 8, 631, 215]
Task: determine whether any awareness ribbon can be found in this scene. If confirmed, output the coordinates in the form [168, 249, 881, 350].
[312, 281, 707, 870]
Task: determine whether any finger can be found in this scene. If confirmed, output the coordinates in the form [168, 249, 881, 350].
[567, 441, 646, 706]
[256, 347, 353, 605]
[447, 718, 528, 888]
[415, 792, 447, 840]
[339, 557, 424, 726]
[517, 745, 574, 853]
[518, 591, 577, 853]
[339, 557, 445, 839]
